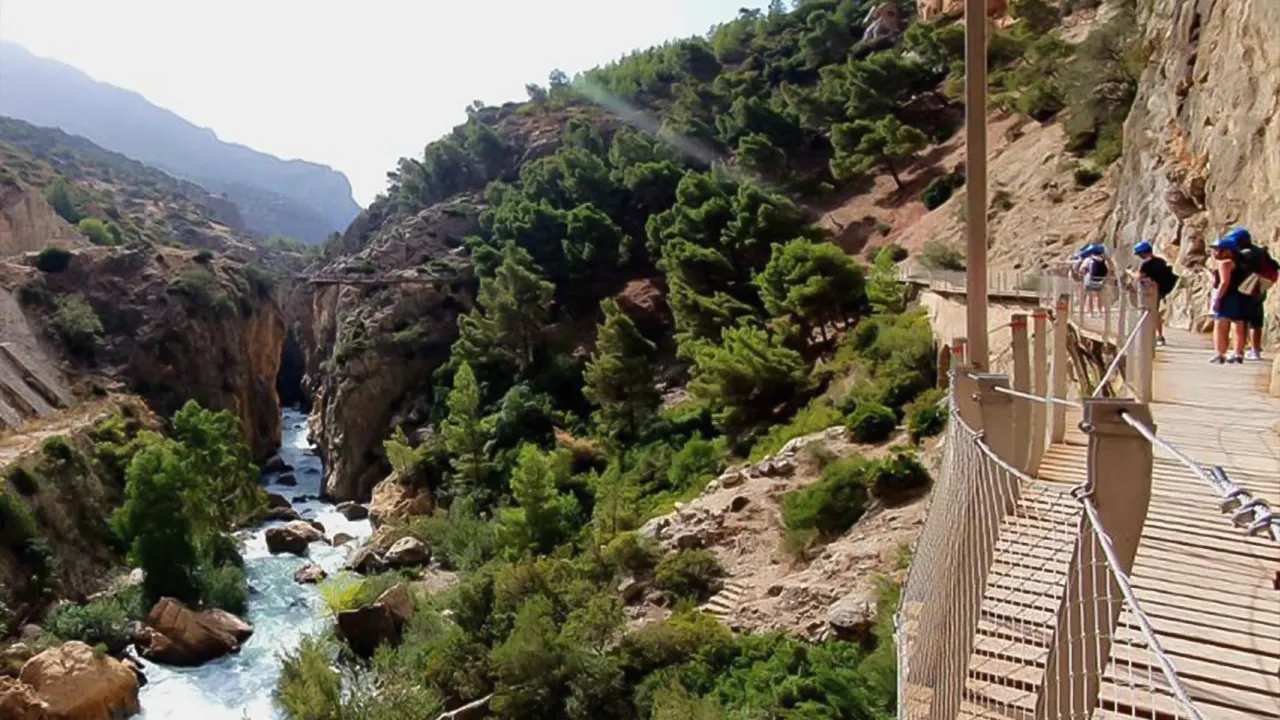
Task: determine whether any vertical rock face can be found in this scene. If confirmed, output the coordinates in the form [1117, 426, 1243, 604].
[1101, 0, 1280, 333]
[0, 178, 84, 257]
[19, 246, 285, 459]
[306, 198, 480, 501]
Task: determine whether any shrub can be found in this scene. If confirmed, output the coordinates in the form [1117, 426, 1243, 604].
[41, 436, 76, 465]
[7, 466, 40, 496]
[51, 295, 104, 354]
[194, 249, 215, 264]
[653, 550, 724, 603]
[848, 402, 897, 443]
[906, 388, 947, 442]
[867, 448, 932, 505]
[0, 492, 39, 552]
[36, 246, 72, 273]
[878, 243, 909, 264]
[200, 564, 248, 615]
[18, 281, 50, 306]
[602, 532, 661, 576]
[276, 635, 345, 718]
[921, 172, 965, 210]
[782, 458, 871, 545]
[1073, 164, 1103, 187]
[747, 398, 843, 462]
[44, 596, 132, 653]
[919, 239, 965, 271]
[318, 572, 403, 615]
[170, 269, 234, 315]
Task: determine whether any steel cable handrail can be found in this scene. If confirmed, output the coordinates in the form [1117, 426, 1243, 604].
[1092, 310, 1150, 397]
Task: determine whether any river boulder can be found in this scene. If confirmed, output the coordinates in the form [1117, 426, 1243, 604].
[335, 584, 415, 658]
[294, 564, 327, 584]
[266, 492, 291, 509]
[0, 676, 48, 719]
[265, 521, 324, 556]
[335, 501, 369, 521]
[136, 598, 252, 667]
[262, 455, 292, 473]
[276, 472, 298, 487]
[385, 536, 430, 567]
[331, 532, 354, 547]
[344, 546, 386, 575]
[18, 641, 140, 719]
[368, 479, 433, 527]
[264, 506, 300, 522]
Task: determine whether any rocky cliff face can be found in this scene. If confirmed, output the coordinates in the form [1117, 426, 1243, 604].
[1101, 0, 1280, 332]
[0, 178, 83, 256]
[306, 198, 480, 500]
[917, 0, 1008, 21]
[10, 247, 285, 460]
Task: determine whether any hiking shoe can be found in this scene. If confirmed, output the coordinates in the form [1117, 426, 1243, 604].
[1246, 348, 1262, 361]
[1210, 354, 1226, 364]
[1229, 354, 1245, 364]
[1156, 335, 1166, 347]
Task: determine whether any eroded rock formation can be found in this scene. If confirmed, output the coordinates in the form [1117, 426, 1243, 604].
[17, 641, 140, 719]
[1100, 0, 1280, 335]
[0, 178, 84, 257]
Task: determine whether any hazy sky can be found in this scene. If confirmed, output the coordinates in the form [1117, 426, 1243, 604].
[2, 0, 770, 206]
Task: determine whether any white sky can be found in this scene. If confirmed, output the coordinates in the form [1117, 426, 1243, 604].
[1, 0, 769, 207]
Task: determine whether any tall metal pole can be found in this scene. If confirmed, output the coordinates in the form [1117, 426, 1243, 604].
[964, 0, 990, 370]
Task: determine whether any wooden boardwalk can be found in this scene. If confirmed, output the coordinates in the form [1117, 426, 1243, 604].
[959, 326, 1280, 719]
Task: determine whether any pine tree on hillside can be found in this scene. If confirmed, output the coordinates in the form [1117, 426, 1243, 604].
[455, 243, 555, 374]
[442, 362, 495, 504]
[583, 299, 660, 442]
[755, 238, 868, 343]
[830, 115, 929, 188]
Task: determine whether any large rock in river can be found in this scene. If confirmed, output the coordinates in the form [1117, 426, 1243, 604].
[368, 477, 433, 528]
[0, 676, 48, 720]
[135, 598, 253, 667]
[18, 641, 140, 719]
[265, 521, 325, 555]
[385, 536, 430, 567]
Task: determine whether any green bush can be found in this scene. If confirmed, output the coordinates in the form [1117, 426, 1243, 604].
[919, 239, 965, 271]
[781, 458, 871, 545]
[747, 398, 843, 463]
[41, 436, 76, 465]
[921, 172, 965, 210]
[51, 295, 104, 354]
[603, 532, 661, 576]
[1073, 164, 1104, 187]
[877, 244, 909, 264]
[18, 281, 50, 306]
[653, 550, 724, 603]
[848, 402, 897, 443]
[194, 249, 215, 264]
[276, 635, 345, 718]
[36, 246, 72, 273]
[866, 449, 932, 505]
[200, 564, 248, 615]
[906, 388, 947, 442]
[44, 596, 132, 653]
[0, 492, 39, 552]
[7, 466, 40, 496]
[319, 572, 403, 615]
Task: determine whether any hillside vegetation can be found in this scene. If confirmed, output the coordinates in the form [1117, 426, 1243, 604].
[277, 0, 1149, 717]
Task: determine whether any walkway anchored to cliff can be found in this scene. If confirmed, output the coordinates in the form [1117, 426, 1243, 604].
[898, 269, 1280, 720]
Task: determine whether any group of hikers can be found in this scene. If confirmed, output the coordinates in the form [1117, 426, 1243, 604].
[1069, 227, 1277, 364]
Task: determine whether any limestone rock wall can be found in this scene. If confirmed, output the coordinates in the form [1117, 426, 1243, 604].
[0, 179, 83, 257]
[1100, 0, 1280, 335]
[306, 198, 480, 501]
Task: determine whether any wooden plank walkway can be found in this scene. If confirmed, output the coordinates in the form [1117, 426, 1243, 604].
[955, 326, 1280, 719]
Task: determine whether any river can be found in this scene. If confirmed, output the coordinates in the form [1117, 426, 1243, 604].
[135, 408, 372, 719]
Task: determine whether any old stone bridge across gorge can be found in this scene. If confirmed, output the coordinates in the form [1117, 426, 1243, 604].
[897, 266, 1280, 719]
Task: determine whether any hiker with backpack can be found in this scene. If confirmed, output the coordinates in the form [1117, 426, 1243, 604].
[1132, 241, 1177, 346]
[1230, 227, 1277, 360]
[1208, 232, 1250, 364]
[1079, 243, 1110, 316]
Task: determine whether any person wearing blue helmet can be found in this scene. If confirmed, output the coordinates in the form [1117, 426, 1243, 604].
[1230, 227, 1278, 360]
[1080, 243, 1110, 316]
[1208, 232, 1249, 364]
[1131, 240, 1176, 346]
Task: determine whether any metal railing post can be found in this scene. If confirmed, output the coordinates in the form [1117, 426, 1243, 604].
[1029, 309, 1049, 472]
[1010, 314, 1032, 472]
[1036, 399, 1155, 719]
[1050, 294, 1070, 443]
[963, 0, 989, 371]
[1135, 280, 1158, 403]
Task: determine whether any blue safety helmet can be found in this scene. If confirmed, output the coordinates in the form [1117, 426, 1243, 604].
[1210, 234, 1239, 252]
[1086, 243, 1106, 256]
[1133, 241, 1153, 256]
[1223, 227, 1251, 246]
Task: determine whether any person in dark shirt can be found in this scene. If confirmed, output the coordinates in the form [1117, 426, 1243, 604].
[1230, 228, 1273, 360]
[1132, 241, 1176, 346]
[1208, 233, 1249, 364]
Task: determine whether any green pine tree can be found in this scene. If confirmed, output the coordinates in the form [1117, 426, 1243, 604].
[583, 299, 659, 442]
[830, 116, 929, 188]
[455, 243, 554, 374]
[754, 238, 867, 343]
[442, 362, 495, 504]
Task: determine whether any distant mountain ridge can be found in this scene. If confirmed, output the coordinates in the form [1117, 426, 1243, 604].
[0, 42, 360, 243]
